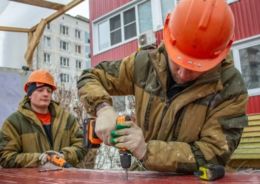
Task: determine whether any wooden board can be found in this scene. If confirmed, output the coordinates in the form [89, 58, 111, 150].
[1, 168, 260, 184]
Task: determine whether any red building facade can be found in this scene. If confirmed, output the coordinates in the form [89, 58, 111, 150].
[89, 0, 260, 114]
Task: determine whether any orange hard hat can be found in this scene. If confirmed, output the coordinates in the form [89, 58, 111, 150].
[163, 0, 235, 72]
[24, 69, 56, 92]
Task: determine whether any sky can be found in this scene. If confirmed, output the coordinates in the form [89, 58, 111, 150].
[67, 0, 89, 18]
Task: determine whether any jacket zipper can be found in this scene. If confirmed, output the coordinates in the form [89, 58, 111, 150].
[144, 95, 154, 130]
[159, 99, 171, 129]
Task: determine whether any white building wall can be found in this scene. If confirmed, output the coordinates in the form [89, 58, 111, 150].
[33, 14, 90, 91]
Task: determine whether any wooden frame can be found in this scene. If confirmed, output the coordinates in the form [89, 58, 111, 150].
[0, 0, 84, 32]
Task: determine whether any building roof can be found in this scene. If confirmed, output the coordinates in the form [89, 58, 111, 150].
[75, 15, 89, 22]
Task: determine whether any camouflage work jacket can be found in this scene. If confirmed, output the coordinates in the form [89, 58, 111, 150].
[0, 96, 86, 168]
[78, 44, 248, 172]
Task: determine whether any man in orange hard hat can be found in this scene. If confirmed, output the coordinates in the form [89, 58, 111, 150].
[0, 69, 86, 168]
[78, 0, 248, 172]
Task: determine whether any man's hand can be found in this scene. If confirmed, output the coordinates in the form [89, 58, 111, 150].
[39, 153, 48, 165]
[38, 150, 64, 165]
[113, 121, 147, 160]
[96, 105, 117, 145]
[45, 150, 64, 158]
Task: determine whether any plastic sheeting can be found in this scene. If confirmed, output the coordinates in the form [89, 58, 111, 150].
[0, 68, 27, 127]
[0, 32, 28, 69]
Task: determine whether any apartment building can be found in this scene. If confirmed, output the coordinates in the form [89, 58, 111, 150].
[34, 14, 90, 91]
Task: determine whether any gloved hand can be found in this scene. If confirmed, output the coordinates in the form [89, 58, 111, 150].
[38, 150, 64, 165]
[96, 104, 117, 145]
[112, 121, 147, 160]
[45, 150, 64, 158]
[39, 153, 49, 165]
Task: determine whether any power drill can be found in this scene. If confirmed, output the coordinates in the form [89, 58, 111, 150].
[83, 117, 102, 148]
[47, 152, 72, 168]
[111, 115, 132, 180]
[84, 115, 132, 179]
[194, 163, 225, 181]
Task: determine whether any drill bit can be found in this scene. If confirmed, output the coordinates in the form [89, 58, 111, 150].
[120, 151, 131, 180]
[125, 169, 128, 180]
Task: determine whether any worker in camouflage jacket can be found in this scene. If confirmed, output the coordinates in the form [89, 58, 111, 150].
[77, 0, 248, 172]
[0, 69, 86, 168]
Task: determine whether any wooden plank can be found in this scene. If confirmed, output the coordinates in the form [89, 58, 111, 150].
[0, 26, 30, 32]
[240, 137, 260, 143]
[30, 0, 84, 32]
[236, 142, 260, 148]
[248, 114, 260, 120]
[230, 114, 260, 167]
[2, 168, 260, 183]
[9, 0, 65, 10]
[233, 148, 260, 154]
[241, 132, 260, 137]
[248, 120, 260, 126]
[243, 126, 260, 132]
[231, 154, 260, 159]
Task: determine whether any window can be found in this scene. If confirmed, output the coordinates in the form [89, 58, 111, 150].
[96, 8, 137, 51]
[138, 1, 152, 34]
[85, 46, 90, 58]
[44, 53, 50, 63]
[94, 1, 155, 53]
[75, 44, 81, 54]
[60, 73, 70, 83]
[76, 59, 82, 69]
[233, 38, 260, 96]
[85, 32, 89, 44]
[161, 0, 175, 23]
[44, 36, 51, 47]
[60, 25, 69, 35]
[98, 21, 110, 50]
[123, 8, 136, 40]
[110, 14, 122, 45]
[86, 59, 91, 68]
[60, 57, 69, 67]
[75, 29, 81, 39]
[47, 23, 50, 30]
[226, 0, 239, 4]
[60, 40, 69, 51]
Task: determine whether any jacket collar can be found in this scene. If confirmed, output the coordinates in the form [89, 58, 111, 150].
[150, 43, 233, 100]
[18, 96, 58, 122]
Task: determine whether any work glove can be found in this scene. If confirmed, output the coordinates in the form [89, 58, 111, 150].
[38, 150, 64, 165]
[45, 150, 64, 158]
[112, 121, 147, 160]
[96, 104, 117, 145]
[39, 153, 49, 165]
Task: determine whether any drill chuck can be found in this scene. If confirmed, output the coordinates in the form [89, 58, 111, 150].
[119, 151, 131, 169]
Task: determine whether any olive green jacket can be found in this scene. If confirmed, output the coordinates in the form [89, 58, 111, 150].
[0, 96, 86, 168]
[77, 44, 248, 172]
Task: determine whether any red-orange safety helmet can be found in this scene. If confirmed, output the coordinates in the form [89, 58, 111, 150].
[24, 69, 56, 92]
[163, 0, 235, 72]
